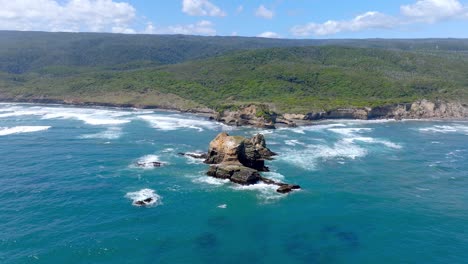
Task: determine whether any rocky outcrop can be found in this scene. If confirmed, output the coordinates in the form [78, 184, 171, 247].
[205, 132, 276, 171]
[213, 104, 281, 129]
[303, 100, 468, 121]
[211, 100, 467, 129]
[204, 132, 300, 193]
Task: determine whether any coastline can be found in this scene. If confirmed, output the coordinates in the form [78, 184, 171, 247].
[1, 97, 467, 128]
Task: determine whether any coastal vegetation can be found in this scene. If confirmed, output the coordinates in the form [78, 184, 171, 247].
[1, 31, 467, 113]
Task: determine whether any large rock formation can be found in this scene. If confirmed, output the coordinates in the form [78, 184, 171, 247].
[204, 132, 300, 193]
[212, 100, 468, 128]
[302, 100, 468, 121]
[213, 104, 296, 129]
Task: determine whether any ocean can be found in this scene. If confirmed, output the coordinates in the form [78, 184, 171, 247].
[0, 103, 467, 263]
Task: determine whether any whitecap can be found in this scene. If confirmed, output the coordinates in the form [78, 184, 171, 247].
[284, 139, 306, 146]
[125, 189, 162, 207]
[79, 127, 122, 140]
[262, 171, 285, 181]
[230, 182, 286, 202]
[0, 126, 51, 136]
[0, 105, 133, 125]
[279, 123, 346, 134]
[183, 152, 207, 164]
[328, 127, 373, 136]
[193, 176, 230, 186]
[419, 124, 468, 135]
[131, 155, 166, 169]
[279, 140, 367, 171]
[138, 114, 225, 132]
[344, 137, 402, 149]
[217, 204, 227, 209]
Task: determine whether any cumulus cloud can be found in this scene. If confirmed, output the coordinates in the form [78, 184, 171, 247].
[257, 31, 281, 38]
[291, 11, 398, 37]
[255, 5, 274, 19]
[0, 0, 136, 33]
[182, 0, 226, 17]
[291, 0, 468, 37]
[401, 0, 465, 22]
[144, 20, 216, 36]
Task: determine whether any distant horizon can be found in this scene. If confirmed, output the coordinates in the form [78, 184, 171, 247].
[2, 29, 468, 41]
[1, 0, 468, 39]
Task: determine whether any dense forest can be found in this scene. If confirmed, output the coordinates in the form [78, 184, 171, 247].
[1, 31, 467, 113]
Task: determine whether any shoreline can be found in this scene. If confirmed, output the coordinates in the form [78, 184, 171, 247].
[0, 98, 467, 128]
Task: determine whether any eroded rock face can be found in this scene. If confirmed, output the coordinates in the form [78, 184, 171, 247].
[214, 104, 278, 129]
[303, 100, 468, 121]
[207, 165, 261, 185]
[205, 132, 276, 171]
[204, 132, 300, 193]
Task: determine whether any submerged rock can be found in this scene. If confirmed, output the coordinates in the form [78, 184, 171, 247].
[276, 184, 301, 194]
[204, 132, 300, 193]
[178, 152, 208, 160]
[136, 161, 163, 168]
[134, 197, 154, 206]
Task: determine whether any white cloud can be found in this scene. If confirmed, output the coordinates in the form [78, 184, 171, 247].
[144, 20, 216, 36]
[255, 5, 274, 19]
[291, 11, 398, 37]
[290, 0, 468, 37]
[236, 5, 244, 14]
[182, 0, 226, 17]
[0, 0, 136, 33]
[257, 31, 281, 38]
[401, 0, 464, 22]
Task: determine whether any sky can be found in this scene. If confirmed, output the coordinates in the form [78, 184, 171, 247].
[1, 0, 468, 39]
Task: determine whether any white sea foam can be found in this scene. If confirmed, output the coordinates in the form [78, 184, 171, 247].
[125, 189, 161, 207]
[162, 148, 174, 153]
[0, 126, 51, 136]
[132, 155, 165, 169]
[344, 137, 402, 149]
[284, 139, 305, 146]
[193, 176, 230, 186]
[419, 124, 468, 135]
[279, 140, 368, 171]
[0, 105, 132, 125]
[79, 127, 122, 139]
[328, 127, 373, 136]
[41, 109, 131, 125]
[184, 152, 207, 164]
[262, 171, 285, 181]
[217, 204, 227, 209]
[280, 123, 346, 134]
[138, 114, 225, 132]
[230, 182, 285, 202]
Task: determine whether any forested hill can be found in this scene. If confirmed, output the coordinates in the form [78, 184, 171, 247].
[2, 30, 468, 73]
[0, 31, 467, 113]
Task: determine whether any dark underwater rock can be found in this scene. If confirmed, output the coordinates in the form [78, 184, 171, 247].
[136, 161, 162, 168]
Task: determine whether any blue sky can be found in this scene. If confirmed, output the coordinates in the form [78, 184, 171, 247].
[1, 0, 468, 38]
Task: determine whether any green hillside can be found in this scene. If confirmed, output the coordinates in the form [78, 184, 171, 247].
[1, 31, 467, 113]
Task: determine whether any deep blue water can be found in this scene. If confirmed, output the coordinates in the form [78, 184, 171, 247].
[0, 103, 467, 263]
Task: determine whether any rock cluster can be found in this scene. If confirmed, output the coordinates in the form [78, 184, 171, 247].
[301, 100, 468, 121]
[211, 100, 467, 129]
[213, 104, 296, 129]
[204, 132, 300, 194]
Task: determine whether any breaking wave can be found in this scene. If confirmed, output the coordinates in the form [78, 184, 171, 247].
[0, 126, 51, 136]
[138, 114, 227, 132]
[419, 124, 468, 135]
[125, 189, 161, 207]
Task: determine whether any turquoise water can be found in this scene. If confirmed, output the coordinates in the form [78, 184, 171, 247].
[0, 103, 467, 264]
